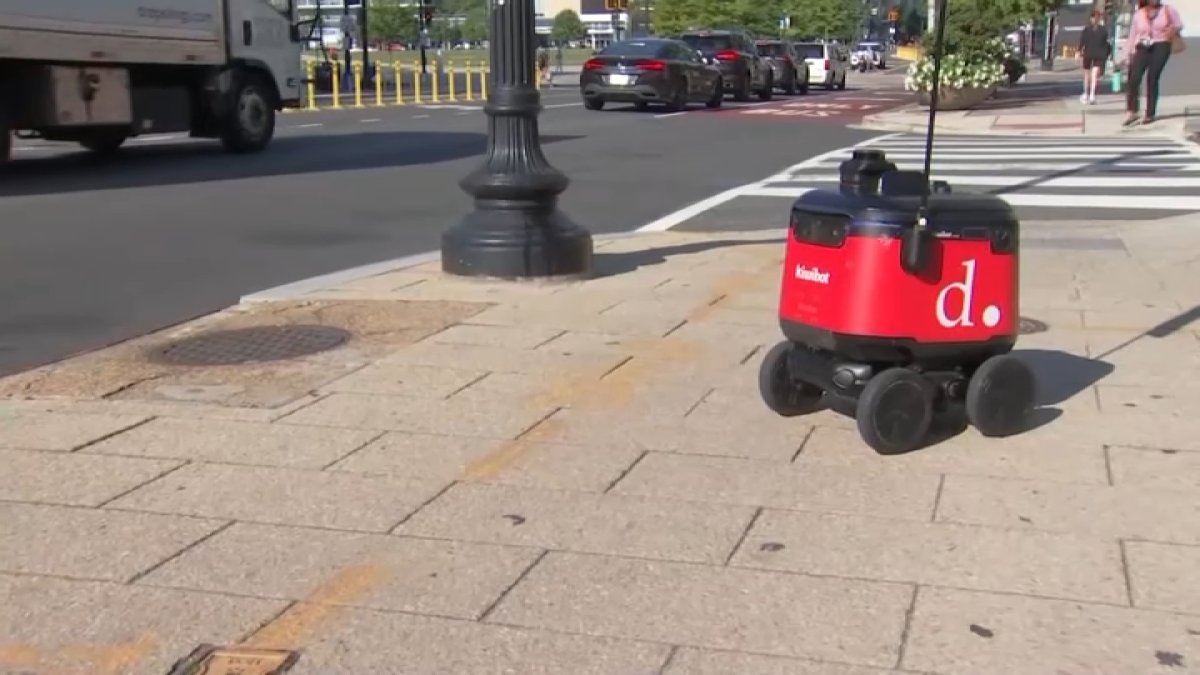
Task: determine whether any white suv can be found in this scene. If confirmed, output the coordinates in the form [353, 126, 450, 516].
[794, 42, 848, 90]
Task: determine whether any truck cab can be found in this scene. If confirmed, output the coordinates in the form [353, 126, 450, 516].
[1, 0, 309, 160]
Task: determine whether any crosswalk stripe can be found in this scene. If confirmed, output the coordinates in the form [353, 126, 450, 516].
[773, 175, 1200, 188]
[739, 186, 1200, 210]
[807, 161, 1199, 171]
[752, 132, 1200, 218]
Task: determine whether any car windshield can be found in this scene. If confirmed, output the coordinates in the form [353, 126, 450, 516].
[681, 34, 733, 52]
[601, 41, 665, 57]
[795, 44, 825, 59]
[756, 43, 786, 57]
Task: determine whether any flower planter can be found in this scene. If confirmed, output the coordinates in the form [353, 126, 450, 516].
[914, 85, 994, 111]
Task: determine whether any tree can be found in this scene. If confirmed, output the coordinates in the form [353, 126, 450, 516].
[551, 9, 586, 42]
[368, 0, 418, 44]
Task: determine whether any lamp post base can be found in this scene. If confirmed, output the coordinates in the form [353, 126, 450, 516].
[441, 207, 593, 279]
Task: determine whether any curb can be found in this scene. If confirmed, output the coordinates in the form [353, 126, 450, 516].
[239, 231, 647, 304]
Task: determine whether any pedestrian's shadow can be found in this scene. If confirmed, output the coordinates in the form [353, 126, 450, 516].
[593, 237, 784, 277]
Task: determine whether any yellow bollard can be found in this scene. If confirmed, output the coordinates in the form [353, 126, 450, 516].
[447, 60, 458, 102]
[352, 62, 364, 108]
[331, 60, 342, 109]
[306, 61, 317, 110]
[465, 61, 474, 101]
[412, 61, 423, 104]
[375, 62, 385, 107]
[431, 61, 441, 102]
[481, 65, 489, 100]
[394, 63, 405, 105]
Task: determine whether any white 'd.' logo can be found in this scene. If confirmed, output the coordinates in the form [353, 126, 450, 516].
[935, 259, 1002, 328]
[794, 265, 830, 284]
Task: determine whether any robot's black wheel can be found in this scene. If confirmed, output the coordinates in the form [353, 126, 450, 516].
[855, 367, 935, 455]
[966, 354, 1036, 437]
[758, 341, 824, 417]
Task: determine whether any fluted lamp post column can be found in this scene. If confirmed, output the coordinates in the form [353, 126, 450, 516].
[441, 0, 593, 279]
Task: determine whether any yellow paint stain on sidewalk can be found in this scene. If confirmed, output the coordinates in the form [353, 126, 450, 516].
[461, 254, 778, 482]
[243, 563, 390, 651]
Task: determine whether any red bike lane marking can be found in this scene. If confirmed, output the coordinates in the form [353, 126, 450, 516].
[716, 92, 909, 122]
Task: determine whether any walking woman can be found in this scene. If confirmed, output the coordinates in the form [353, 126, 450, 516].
[1077, 10, 1111, 104]
[1119, 0, 1184, 126]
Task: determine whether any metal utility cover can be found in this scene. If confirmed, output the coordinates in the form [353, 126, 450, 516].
[152, 325, 351, 366]
[166, 645, 299, 675]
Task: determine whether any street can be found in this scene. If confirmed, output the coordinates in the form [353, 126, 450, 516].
[0, 71, 903, 376]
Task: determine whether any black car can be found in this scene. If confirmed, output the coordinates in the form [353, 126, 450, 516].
[677, 29, 772, 102]
[755, 40, 810, 95]
[580, 38, 724, 112]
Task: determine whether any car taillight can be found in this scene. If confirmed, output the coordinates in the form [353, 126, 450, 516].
[583, 58, 604, 71]
[636, 59, 667, 71]
[715, 50, 739, 61]
[824, 59, 831, 70]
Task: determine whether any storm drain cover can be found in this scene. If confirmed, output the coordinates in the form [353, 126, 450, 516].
[166, 644, 299, 674]
[1019, 317, 1049, 335]
[153, 325, 351, 366]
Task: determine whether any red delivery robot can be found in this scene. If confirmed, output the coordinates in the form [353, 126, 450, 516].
[757, 0, 1035, 454]
[758, 150, 1035, 454]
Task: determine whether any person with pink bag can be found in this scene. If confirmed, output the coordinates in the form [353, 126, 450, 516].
[1118, 0, 1184, 126]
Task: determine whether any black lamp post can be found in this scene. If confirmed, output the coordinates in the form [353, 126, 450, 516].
[441, 0, 593, 279]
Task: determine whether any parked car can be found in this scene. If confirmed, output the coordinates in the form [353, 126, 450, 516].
[755, 40, 811, 95]
[856, 41, 887, 69]
[580, 38, 724, 112]
[794, 41, 848, 90]
[677, 28, 773, 101]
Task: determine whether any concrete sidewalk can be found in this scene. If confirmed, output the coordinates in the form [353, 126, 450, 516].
[863, 75, 1200, 138]
[1, 215, 1198, 673]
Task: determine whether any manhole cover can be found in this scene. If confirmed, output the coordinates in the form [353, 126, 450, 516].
[1019, 317, 1049, 334]
[153, 325, 351, 366]
[166, 644, 299, 674]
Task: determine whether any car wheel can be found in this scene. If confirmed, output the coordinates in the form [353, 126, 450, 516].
[705, 78, 724, 108]
[734, 74, 752, 102]
[584, 97, 604, 110]
[665, 78, 688, 112]
[757, 71, 773, 101]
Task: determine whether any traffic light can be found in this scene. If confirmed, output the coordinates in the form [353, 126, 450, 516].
[604, 0, 629, 10]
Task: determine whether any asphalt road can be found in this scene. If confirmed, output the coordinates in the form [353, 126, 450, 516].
[0, 70, 904, 376]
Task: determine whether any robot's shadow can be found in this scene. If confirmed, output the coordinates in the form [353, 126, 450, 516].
[924, 348, 1116, 448]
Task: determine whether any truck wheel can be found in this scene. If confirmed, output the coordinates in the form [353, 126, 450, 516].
[221, 73, 276, 154]
[79, 129, 128, 155]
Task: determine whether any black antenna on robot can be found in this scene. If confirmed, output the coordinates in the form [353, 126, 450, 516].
[918, 0, 950, 217]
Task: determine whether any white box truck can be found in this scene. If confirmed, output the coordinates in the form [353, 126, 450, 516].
[0, 0, 310, 161]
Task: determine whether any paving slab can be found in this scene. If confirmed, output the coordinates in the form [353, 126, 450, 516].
[0, 574, 286, 675]
[936, 474, 1200, 545]
[140, 522, 539, 620]
[613, 452, 941, 522]
[396, 482, 757, 564]
[901, 586, 1200, 675]
[0, 448, 181, 506]
[0, 503, 224, 582]
[282, 606, 671, 674]
[86, 417, 381, 469]
[663, 649, 907, 675]
[730, 509, 1126, 604]
[487, 551, 913, 668]
[0, 410, 149, 451]
[108, 462, 449, 533]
